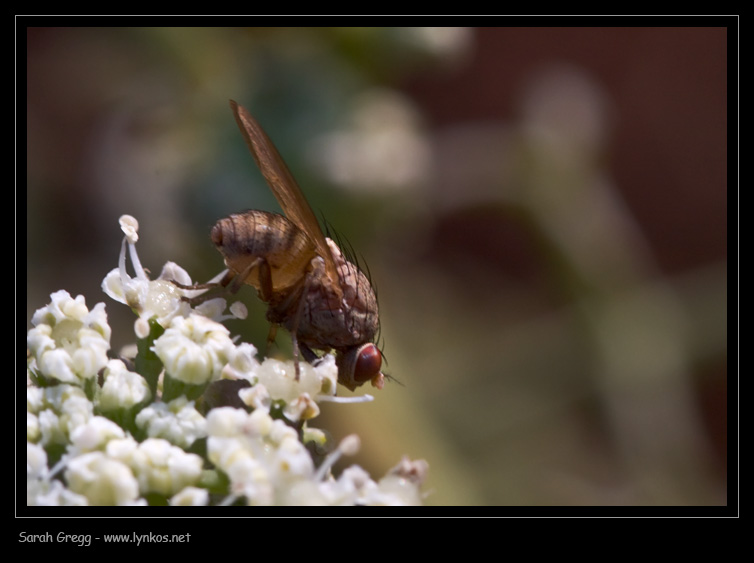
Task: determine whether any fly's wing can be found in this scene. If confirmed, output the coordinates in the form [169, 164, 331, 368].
[229, 100, 340, 289]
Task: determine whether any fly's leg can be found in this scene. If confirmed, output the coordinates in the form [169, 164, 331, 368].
[287, 271, 315, 382]
[299, 343, 319, 364]
[171, 270, 234, 306]
[265, 323, 279, 357]
[173, 258, 264, 306]
[253, 259, 296, 373]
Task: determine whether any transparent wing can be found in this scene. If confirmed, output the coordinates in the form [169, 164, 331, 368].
[229, 100, 340, 287]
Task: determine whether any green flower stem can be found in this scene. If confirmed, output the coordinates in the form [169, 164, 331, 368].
[101, 403, 148, 437]
[162, 373, 209, 403]
[135, 318, 165, 396]
[199, 469, 229, 495]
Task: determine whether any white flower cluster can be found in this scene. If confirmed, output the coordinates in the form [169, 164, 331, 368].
[207, 407, 427, 506]
[99, 359, 151, 413]
[27, 290, 111, 387]
[135, 396, 206, 450]
[101, 215, 243, 340]
[26, 215, 428, 506]
[27, 383, 94, 447]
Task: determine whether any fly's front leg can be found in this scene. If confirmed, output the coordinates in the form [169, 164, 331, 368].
[173, 258, 264, 306]
[172, 270, 234, 306]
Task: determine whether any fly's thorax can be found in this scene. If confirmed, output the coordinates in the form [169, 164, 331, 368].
[290, 239, 379, 350]
[328, 239, 379, 325]
[211, 210, 316, 295]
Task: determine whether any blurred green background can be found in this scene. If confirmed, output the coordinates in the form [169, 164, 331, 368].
[26, 26, 728, 506]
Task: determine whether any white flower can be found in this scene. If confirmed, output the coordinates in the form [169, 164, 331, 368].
[26, 385, 44, 412]
[102, 215, 241, 337]
[27, 290, 111, 385]
[204, 405, 251, 437]
[318, 465, 376, 505]
[27, 386, 45, 441]
[287, 439, 427, 506]
[27, 442, 90, 506]
[276, 435, 368, 506]
[29, 479, 90, 506]
[206, 408, 315, 505]
[30, 290, 110, 337]
[27, 442, 48, 479]
[152, 314, 234, 385]
[203, 406, 428, 506]
[27, 412, 40, 442]
[282, 393, 320, 422]
[107, 437, 203, 497]
[102, 263, 191, 336]
[221, 342, 260, 382]
[135, 397, 207, 449]
[119, 214, 139, 243]
[361, 457, 428, 506]
[371, 474, 426, 506]
[294, 456, 428, 506]
[229, 301, 248, 319]
[238, 383, 271, 411]
[314, 458, 425, 506]
[241, 355, 339, 422]
[98, 359, 151, 412]
[256, 356, 338, 401]
[65, 451, 141, 506]
[194, 297, 232, 321]
[102, 216, 186, 320]
[37, 410, 67, 446]
[68, 416, 126, 454]
[30, 385, 94, 446]
[170, 487, 209, 506]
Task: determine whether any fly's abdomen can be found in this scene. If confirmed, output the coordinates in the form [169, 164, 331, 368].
[211, 210, 316, 295]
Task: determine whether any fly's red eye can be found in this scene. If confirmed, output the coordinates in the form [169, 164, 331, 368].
[353, 344, 382, 383]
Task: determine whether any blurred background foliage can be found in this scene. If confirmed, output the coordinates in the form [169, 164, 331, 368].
[26, 26, 728, 506]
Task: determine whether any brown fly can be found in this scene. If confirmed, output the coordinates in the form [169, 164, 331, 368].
[205, 100, 384, 391]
